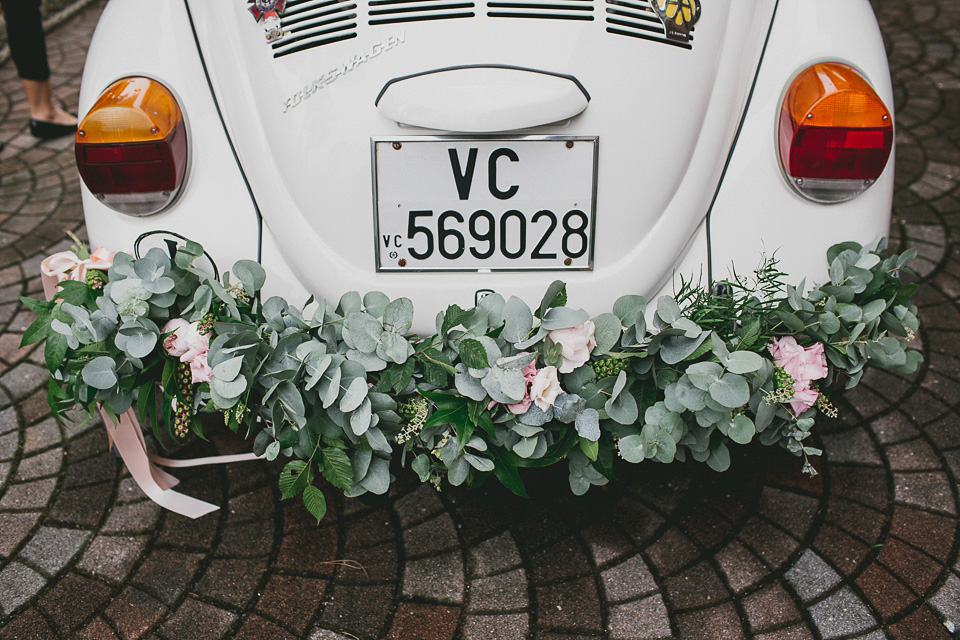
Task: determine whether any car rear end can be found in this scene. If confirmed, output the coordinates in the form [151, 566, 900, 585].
[75, 0, 894, 332]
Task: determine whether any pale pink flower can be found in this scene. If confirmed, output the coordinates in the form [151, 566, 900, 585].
[189, 352, 213, 384]
[769, 336, 828, 383]
[507, 395, 533, 415]
[769, 336, 829, 416]
[530, 366, 561, 412]
[789, 381, 820, 415]
[161, 318, 192, 357]
[549, 321, 597, 374]
[521, 359, 538, 384]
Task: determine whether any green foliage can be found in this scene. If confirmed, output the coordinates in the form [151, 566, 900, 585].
[30, 237, 922, 525]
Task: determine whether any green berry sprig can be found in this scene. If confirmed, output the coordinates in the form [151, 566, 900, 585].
[85, 269, 107, 290]
[174, 362, 194, 438]
[590, 357, 630, 379]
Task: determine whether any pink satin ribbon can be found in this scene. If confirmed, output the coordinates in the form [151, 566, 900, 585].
[42, 261, 262, 519]
[40, 247, 115, 299]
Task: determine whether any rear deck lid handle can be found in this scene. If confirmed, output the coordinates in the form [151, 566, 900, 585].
[375, 65, 590, 133]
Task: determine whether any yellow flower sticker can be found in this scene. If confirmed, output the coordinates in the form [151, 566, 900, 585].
[650, 0, 700, 43]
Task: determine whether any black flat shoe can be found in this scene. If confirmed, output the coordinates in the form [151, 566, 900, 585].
[29, 118, 78, 140]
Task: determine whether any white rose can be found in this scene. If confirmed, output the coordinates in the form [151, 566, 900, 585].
[530, 366, 561, 412]
[548, 320, 597, 373]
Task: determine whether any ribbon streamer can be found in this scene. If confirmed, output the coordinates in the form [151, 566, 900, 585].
[43, 261, 262, 519]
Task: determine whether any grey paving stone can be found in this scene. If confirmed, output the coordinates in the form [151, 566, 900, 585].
[15, 447, 63, 480]
[0, 406, 18, 435]
[608, 594, 672, 640]
[784, 549, 842, 602]
[929, 572, 960, 629]
[22, 418, 60, 453]
[460, 613, 529, 640]
[809, 587, 878, 639]
[392, 483, 445, 526]
[0, 430, 17, 460]
[402, 513, 459, 558]
[0, 561, 47, 615]
[1, 363, 51, 397]
[893, 472, 957, 514]
[308, 631, 357, 640]
[466, 568, 528, 612]
[467, 531, 523, 577]
[402, 549, 464, 603]
[77, 534, 149, 583]
[156, 596, 237, 640]
[0, 461, 9, 487]
[0, 477, 57, 509]
[100, 499, 161, 533]
[19, 526, 90, 576]
[601, 556, 659, 603]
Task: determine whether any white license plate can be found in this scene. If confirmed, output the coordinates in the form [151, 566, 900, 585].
[374, 137, 598, 272]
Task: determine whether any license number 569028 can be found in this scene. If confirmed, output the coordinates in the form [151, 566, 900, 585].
[374, 137, 598, 272]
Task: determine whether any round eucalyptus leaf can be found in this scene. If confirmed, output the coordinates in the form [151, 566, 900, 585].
[708, 374, 750, 409]
[345, 312, 382, 354]
[575, 408, 600, 442]
[350, 397, 373, 436]
[82, 356, 118, 390]
[618, 434, 646, 463]
[212, 355, 244, 382]
[339, 377, 369, 413]
[605, 389, 638, 425]
[591, 313, 622, 355]
[541, 306, 590, 331]
[212, 374, 248, 400]
[728, 414, 756, 444]
[359, 457, 391, 494]
[724, 351, 764, 375]
[447, 456, 470, 486]
[501, 296, 534, 343]
[464, 452, 495, 472]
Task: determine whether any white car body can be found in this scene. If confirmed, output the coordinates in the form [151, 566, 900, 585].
[78, 0, 894, 333]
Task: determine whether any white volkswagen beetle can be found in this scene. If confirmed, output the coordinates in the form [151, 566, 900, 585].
[75, 0, 895, 332]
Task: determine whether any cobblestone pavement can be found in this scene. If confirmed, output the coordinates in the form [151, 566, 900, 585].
[0, 2, 959, 639]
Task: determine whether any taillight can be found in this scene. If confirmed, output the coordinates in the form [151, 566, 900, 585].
[779, 63, 893, 203]
[75, 77, 187, 216]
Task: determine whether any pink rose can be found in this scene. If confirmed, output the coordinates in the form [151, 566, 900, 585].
[769, 336, 828, 383]
[769, 336, 828, 416]
[549, 320, 597, 374]
[507, 395, 533, 415]
[521, 359, 538, 384]
[789, 381, 820, 415]
[189, 352, 213, 384]
[162, 318, 191, 357]
[530, 366, 561, 411]
[162, 319, 209, 363]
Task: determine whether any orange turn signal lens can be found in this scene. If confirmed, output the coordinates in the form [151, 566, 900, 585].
[779, 62, 893, 203]
[75, 77, 187, 216]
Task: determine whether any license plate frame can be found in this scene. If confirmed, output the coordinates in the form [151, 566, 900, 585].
[372, 135, 599, 272]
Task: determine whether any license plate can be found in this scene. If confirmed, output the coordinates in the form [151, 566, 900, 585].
[374, 137, 598, 272]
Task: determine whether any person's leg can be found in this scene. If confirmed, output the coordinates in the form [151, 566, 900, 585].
[1, 0, 76, 128]
[21, 79, 76, 125]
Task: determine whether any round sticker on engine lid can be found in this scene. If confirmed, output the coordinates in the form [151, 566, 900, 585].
[650, 0, 701, 43]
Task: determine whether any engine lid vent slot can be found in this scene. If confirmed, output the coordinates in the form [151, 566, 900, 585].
[487, 0, 593, 21]
[368, 0, 476, 25]
[272, 0, 359, 57]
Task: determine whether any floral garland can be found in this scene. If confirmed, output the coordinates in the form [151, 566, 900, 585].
[22, 237, 921, 523]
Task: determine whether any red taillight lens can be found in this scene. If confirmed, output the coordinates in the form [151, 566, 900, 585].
[75, 78, 187, 216]
[779, 63, 893, 203]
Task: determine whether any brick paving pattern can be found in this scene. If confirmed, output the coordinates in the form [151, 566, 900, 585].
[1, 1, 959, 638]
